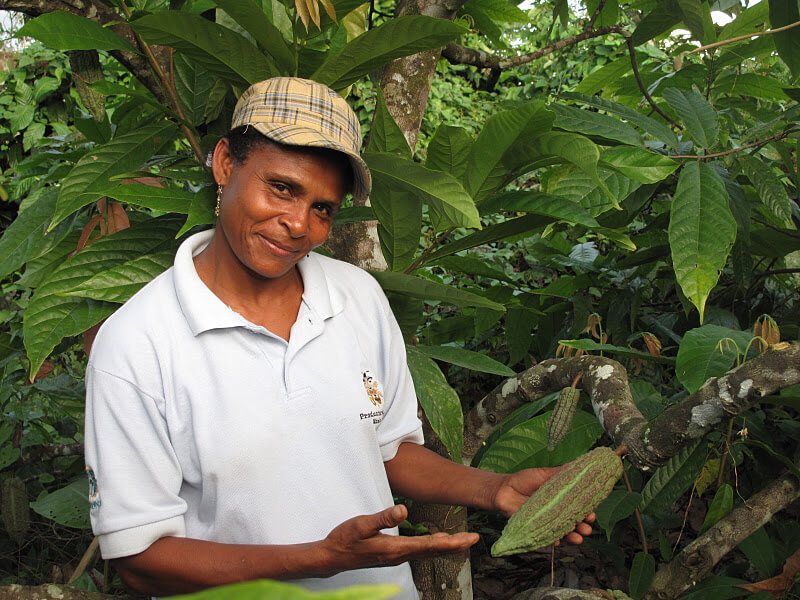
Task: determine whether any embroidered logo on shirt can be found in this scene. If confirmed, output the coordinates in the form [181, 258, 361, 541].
[362, 371, 384, 406]
[86, 467, 101, 510]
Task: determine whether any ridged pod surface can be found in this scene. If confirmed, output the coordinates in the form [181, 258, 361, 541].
[547, 387, 580, 450]
[491, 446, 623, 556]
[1, 476, 29, 545]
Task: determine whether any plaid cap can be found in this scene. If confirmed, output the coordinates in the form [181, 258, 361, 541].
[232, 77, 371, 201]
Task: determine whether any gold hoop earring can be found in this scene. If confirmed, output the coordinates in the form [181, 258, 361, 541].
[215, 184, 223, 217]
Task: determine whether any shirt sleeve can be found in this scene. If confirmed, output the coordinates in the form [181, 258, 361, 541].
[367, 281, 424, 461]
[85, 364, 187, 559]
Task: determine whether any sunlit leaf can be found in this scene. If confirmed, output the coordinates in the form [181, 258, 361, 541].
[662, 87, 719, 149]
[19, 12, 139, 53]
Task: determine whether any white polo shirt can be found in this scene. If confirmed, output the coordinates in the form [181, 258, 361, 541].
[84, 230, 423, 598]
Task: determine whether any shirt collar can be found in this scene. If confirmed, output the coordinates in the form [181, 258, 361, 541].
[173, 230, 345, 336]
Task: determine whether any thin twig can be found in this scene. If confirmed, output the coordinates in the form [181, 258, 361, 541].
[586, 0, 607, 31]
[688, 19, 800, 54]
[672, 484, 696, 554]
[405, 227, 456, 273]
[622, 469, 649, 554]
[670, 129, 799, 160]
[625, 35, 682, 130]
[751, 217, 800, 240]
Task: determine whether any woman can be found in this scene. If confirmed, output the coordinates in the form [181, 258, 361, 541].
[84, 77, 593, 599]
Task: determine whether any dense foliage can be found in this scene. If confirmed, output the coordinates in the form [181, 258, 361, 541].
[0, 0, 798, 597]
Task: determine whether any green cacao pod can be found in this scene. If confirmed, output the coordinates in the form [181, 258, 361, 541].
[547, 386, 580, 451]
[1, 476, 29, 545]
[491, 446, 623, 557]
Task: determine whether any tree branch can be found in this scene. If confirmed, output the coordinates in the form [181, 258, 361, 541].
[687, 19, 800, 55]
[442, 26, 624, 71]
[669, 128, 800, 160]
[625, 35, 682, 130]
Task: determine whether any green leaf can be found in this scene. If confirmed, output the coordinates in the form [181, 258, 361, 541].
[676, 0, 715, 43]
[737, 155, 793, 227]
[0, 189, 71, 280]
[425, 214, 553, 263]
[406, 348, 463, 463]
[414, 345, 515, 376]
[550, 103, 643, 146]
[102, 183, 195, 214]
[212, 0, 296, 73]
[177, 189, 216, 237]
[89, 80, 177, 119]
[558, 338, 676, 364]
[668, 162, 736, 322]
[478, 411, 603, 473]
[601, 147, 679, 184]
[313, 16, 466, 90]
[169, 579, 400, 600]
[425, 125, 473, 180]
[575, 55, 635, 96]
[720, 0, 769, 39]
[50, 122, 177, 230]
[595, 490, 642, 539]
[464, 101, 555, 201]
[369, 270, 505, 311]
[661, 88, 719, 149]
[700, 483, 733, 533]
[505, 305, 536, 365]
[712, 73, 790, 101]
[479, 191, 599, 227]
[132, 12, 277, 85]
[632, 0, 681, 44]
[58, 250, 175, 303]
[372, 184, 422, 272]
[18, 12, 139, 53]
[676, 325, 754, 393]
[367, 89, 411, 157]
[173, 53, 219, 127]
[0, 446, 20, 470]
[528, 131, 600, 180]
[434, 255, 512, 282]
[544, 165, 641, 217]
[333, 206, 376, 225]
[629, 552, 656, 600]
[366, 153, 480, 230]
[738, 527, 778, 579]
[561, 92, 680, 150]
[639, 442, 707, 514]
[29, 477, 89, 529]
[24, 216, 183, 378]
[769, 0, 800, 77]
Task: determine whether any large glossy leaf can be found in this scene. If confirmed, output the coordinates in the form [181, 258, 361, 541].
[24, 216, 183, 378]
[668, 162, 736, 322]
[312, 16, 466, 90]
[59, 250, 175, 303]
[29, 477, 89, 529]
[631, 0, 681, 45]
[676, 0, 715, 43]
[544, 165, 641, 217]
[596, 490, 642, 539]
[425, 214, 553, 263]
[425, 125, 473, 179]
[170, 579, 400, 600]
[561, 92, 679, 149]
[478, 411, 603, 473]
[102, 183, 195, 214]
[366, 90, 411, 157]
[737, 527, 778, 579]
[700, 483, 733, 533]
[370, 270, 505, 311]
[737, 155, 793, 227]
[527, 131, 600, 179]
[176, 189, 216, 237]
[406, 348, 463, 463]
[662, 87, 719, 149]
[132, 12, 277, 85]
[212, 0, 296, 73]
[720, 0, 769, 39]
[769, 0, 800, 77]
[574, 54, 635, 95]
[174, 53, 219, 127]
[413, 344, 515, 376]
[18, 12, 139, 53]
[0, 189, 74, 280]
[479, 191, 599, 227]
[550, 103, 643, 146]
[639, 442, 707, 514]
[675, 325, 753, 393]
[629, 552, 656, 600]
[50, 122, 176, 230]
[463, 101, 555, 201]
[712, 73, 790, 101]
[601, 147, 679, 184]
[366, 153, 479, 230]
[371, 182, 421, 272]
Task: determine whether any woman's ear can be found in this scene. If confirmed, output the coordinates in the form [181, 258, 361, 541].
[211, 138, 234, 186]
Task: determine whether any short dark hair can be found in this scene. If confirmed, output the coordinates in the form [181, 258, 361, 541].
[223, 126, 354, 196]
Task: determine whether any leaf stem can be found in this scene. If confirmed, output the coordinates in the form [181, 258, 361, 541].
[622, 468, 649, 554]
[688, 19, 800, 55]
[625, 35, 682, 130]
[670, 128, 800, 160]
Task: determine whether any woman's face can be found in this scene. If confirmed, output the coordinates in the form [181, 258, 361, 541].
[211, 137, 346, 283]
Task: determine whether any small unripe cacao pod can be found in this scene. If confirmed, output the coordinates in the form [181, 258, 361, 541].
[547, 387, 580, 450]
[1, 476, 30, 545]
[491, 446, 623, 556]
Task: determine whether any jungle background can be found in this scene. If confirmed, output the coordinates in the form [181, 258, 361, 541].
[0, 0, 798, 599]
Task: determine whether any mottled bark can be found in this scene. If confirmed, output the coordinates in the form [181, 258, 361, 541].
[643, 468, 800, 600]
[0, 585, 136, 600]
[512, 588, 633, 600]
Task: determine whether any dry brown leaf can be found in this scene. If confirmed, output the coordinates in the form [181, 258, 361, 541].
[295, 0, 311, 30]
[306, 0, 321, 29]
[320, 0, 337, 22]
[643, 332, 662, 357]
[738, 547, 800, 597]
[586, 314, 601, 339]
